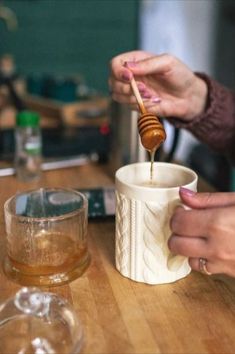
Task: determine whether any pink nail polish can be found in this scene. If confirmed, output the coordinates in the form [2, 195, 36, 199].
[122, 72, 131, 81]
[137, 83, 146, 91]
[142, 92, 151, 99]
[180, 187, 196, 196]
[152, 97, 161, 103]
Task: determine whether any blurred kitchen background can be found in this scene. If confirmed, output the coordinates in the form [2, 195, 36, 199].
[0, 0, 235, 190]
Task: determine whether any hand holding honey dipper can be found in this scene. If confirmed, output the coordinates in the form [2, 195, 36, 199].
[109, 51, 207, 121]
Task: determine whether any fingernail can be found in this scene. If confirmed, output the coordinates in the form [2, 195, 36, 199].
[142, 92, 151, 99]
[152, 96, 161, 103]
[125, 61, 137, 68]
[122, 72, 131, 81]
[137, 83, 146, 91]
[180, 187, 196, 196]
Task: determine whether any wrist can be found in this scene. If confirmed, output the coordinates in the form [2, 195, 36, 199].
[187, 75, 208, 120]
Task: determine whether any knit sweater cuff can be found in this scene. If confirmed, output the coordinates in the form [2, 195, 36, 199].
[167, 72, 235, 152]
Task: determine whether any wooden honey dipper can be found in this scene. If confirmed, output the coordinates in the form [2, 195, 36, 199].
[130, 77, 166, 152]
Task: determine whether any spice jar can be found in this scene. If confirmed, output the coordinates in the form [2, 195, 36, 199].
[15, 111, 42, 182]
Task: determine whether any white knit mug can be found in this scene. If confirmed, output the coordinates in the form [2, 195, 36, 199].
[115, 162, 198, 285]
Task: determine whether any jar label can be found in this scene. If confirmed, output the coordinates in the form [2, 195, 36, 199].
[24, 139, 41, 155]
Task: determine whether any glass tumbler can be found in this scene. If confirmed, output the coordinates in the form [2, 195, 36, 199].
[3, 188, 90, 286]
[0, 287, 83, 354]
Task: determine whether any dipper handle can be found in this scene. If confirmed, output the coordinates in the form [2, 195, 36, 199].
[130, 77, 146, 115]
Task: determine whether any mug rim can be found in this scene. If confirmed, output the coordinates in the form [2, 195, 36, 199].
[115, 162, 198, 191]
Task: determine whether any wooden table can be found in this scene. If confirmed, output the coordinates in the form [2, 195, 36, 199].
[0, 162, 235, 354]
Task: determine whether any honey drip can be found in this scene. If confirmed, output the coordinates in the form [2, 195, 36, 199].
[150, 149, 155, 182]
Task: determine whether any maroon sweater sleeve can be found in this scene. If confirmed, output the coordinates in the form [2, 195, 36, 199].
[168, 73, 235, 164]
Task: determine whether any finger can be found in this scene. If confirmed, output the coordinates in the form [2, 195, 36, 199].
[179, 188, 235, 209]
[112, 88, 153, 104]
[140, 100, 167, 117]
[188, 257, 227, 276]
[143, 100, 173, 118]
[110, 64, 133, 82]
[111, 93, 150, 112]
[111, 93, 139, 106]
[109, 77, 149, 97]
[188, 257, 212, 274]
[126, 53, 177, 76]
[168, 234, 207, 258]
[110, 50, 153, 79]
[170, 207, 213, 238]
[143, 97, 189, 119]
[108, 78, 133, 96]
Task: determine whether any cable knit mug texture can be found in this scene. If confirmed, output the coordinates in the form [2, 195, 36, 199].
[115, 162, 198, 285]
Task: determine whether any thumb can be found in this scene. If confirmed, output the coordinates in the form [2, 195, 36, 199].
[179, 187, 235, 209]
[126, 54, 169, 76]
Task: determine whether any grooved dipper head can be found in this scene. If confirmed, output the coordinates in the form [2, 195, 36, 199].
[138, 113, 166, 151]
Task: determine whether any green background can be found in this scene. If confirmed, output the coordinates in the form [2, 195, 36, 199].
[0, 0, 139, 93]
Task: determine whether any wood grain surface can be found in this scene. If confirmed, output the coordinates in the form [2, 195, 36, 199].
[0, 162, 235, 354]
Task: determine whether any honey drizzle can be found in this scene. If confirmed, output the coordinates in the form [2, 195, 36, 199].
[149, 149, 156, 183]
